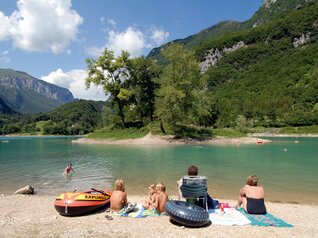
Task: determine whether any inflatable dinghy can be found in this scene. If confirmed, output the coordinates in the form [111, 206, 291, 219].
[54, 188, 111, 216]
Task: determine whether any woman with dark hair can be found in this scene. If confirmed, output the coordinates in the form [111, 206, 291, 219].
[237, 175, 267, 214]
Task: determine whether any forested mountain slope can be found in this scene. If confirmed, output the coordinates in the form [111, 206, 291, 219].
[200, 1, 318, 127]
[148, 0, 312, 63]
[148, 0, 318, 128]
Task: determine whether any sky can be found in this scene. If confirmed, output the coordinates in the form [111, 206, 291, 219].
[0, 0, 263, 100]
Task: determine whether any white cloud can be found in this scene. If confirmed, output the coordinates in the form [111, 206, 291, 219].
[86, 46, 104, 58]
[107, 18, 116, 28]
[0, 12, 11, 39]
[0, 0, 83, 53]
[100, 17, 105, 24]
[87, 23, 170, 58]
[106, 27, 145, 57]
[41, 69, 106, 101]
[150, 27, 170, 45]
[0, 50, 11, 63]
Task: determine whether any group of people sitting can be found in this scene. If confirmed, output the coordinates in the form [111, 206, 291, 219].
[109, 164, 266, 215]
[110, 179, 168, 214]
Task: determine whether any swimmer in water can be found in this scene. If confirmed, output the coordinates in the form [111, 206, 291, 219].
[63, 163, 74, 175]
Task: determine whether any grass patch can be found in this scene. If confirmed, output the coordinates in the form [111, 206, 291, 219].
[280, 125, 318, 134]
[87, 126, 149, 140]
[35, 120, 49, 134]
[213, 128, 246, 138]
[174, 124, 213, 139]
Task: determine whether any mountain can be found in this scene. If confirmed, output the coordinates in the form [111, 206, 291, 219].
[0, 69, 74, 114]
[198, 0, 318, 127]
[147, 20, 241, 64]
[243, 0, 313, 28]
[147, 0, 312, 62]
[148, 0, 318, 128]
[0, 96, 16, 114]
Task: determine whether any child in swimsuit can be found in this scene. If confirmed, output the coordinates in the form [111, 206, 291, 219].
[153, 183, 168, 214]
[110, 179, 128, 212]
[142, 184, 157, 209]
[237, 175, 266, 214]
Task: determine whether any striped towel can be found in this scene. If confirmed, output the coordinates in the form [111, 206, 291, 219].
[237, 208, 293, 227]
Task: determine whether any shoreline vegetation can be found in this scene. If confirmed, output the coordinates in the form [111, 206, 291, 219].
[3, 131, 318, 145]
[1, 194, 317, 238]
[73, 133, 272, 145]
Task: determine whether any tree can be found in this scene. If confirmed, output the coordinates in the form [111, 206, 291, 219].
[155, 43, 210, 133]
[85, 49, 132, 127]
[130, 56, 160, 123]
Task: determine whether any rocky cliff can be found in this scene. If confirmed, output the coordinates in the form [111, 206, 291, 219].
[0, 69, 74, 114]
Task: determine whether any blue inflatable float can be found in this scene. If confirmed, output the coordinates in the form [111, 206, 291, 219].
[164, 200, 210, 227]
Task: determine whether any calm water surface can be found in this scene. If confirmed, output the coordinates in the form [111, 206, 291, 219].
[0, 136, 317, 204]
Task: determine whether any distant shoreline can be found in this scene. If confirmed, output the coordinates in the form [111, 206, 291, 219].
[72, 133, 271, 145]
[2, 133, 318, 145]
[249, 133, 318, 137]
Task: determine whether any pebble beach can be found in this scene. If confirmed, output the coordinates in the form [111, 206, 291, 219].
[1, 194, 317, 238]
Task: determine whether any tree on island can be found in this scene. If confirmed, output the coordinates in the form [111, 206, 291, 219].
[155, 43, 210, 133]
[85, 50, 132, 127]
[85, 49, 160, 128]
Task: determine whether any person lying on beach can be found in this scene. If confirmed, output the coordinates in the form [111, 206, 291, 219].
[142, 184, 157, 210]
[110, 179, 128, 212]
[153, 183, 168, 214]
[63, 163, 74, 175]
[237, 175, 267, 214]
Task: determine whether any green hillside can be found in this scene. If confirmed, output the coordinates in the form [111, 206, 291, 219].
[148, 0, 312, 63]
[0, 100, 107, 135]
[243, 0, 313, 28]
[200, 1, 318, 127]
[147, 20, 241, 64]
[149, 0, 318, 130]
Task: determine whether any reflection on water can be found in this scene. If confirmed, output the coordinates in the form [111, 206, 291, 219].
[0, 136, 317, 204]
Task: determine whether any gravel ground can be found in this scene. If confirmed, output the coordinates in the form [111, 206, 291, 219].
[1, 195, 317, 238]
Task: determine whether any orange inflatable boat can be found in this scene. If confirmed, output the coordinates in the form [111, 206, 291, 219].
[54, 188, 111, 216]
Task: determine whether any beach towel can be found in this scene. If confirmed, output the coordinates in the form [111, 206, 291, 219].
[237, 208, 293, 227]
[112, 203, 165, 218]
[209, 208, 251, 226]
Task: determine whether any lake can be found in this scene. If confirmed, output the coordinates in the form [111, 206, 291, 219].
[0, 136, 317, 204]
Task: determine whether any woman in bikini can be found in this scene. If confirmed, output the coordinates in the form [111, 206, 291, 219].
[237, 175, 267, 214]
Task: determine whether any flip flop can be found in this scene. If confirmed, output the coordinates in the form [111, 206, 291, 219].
[105, 215, 113, 220]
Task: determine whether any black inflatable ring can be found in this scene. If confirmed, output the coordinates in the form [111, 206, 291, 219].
[164, 200, 210, 227]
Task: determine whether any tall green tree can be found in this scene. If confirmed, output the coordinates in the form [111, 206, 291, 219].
[155, 43, 210, 133]
[130, 56, 160, 123]
[85, 49, 132, 127]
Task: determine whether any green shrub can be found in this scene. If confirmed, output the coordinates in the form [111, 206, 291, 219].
[174, 123, 213, 139]
[87, 126, 149, 139]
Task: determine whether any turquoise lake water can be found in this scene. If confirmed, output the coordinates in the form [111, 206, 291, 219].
[0, 136, 317, 204]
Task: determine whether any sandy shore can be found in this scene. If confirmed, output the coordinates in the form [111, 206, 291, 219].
[73, 133, 270, 145]
[0, 194, 317, 238]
